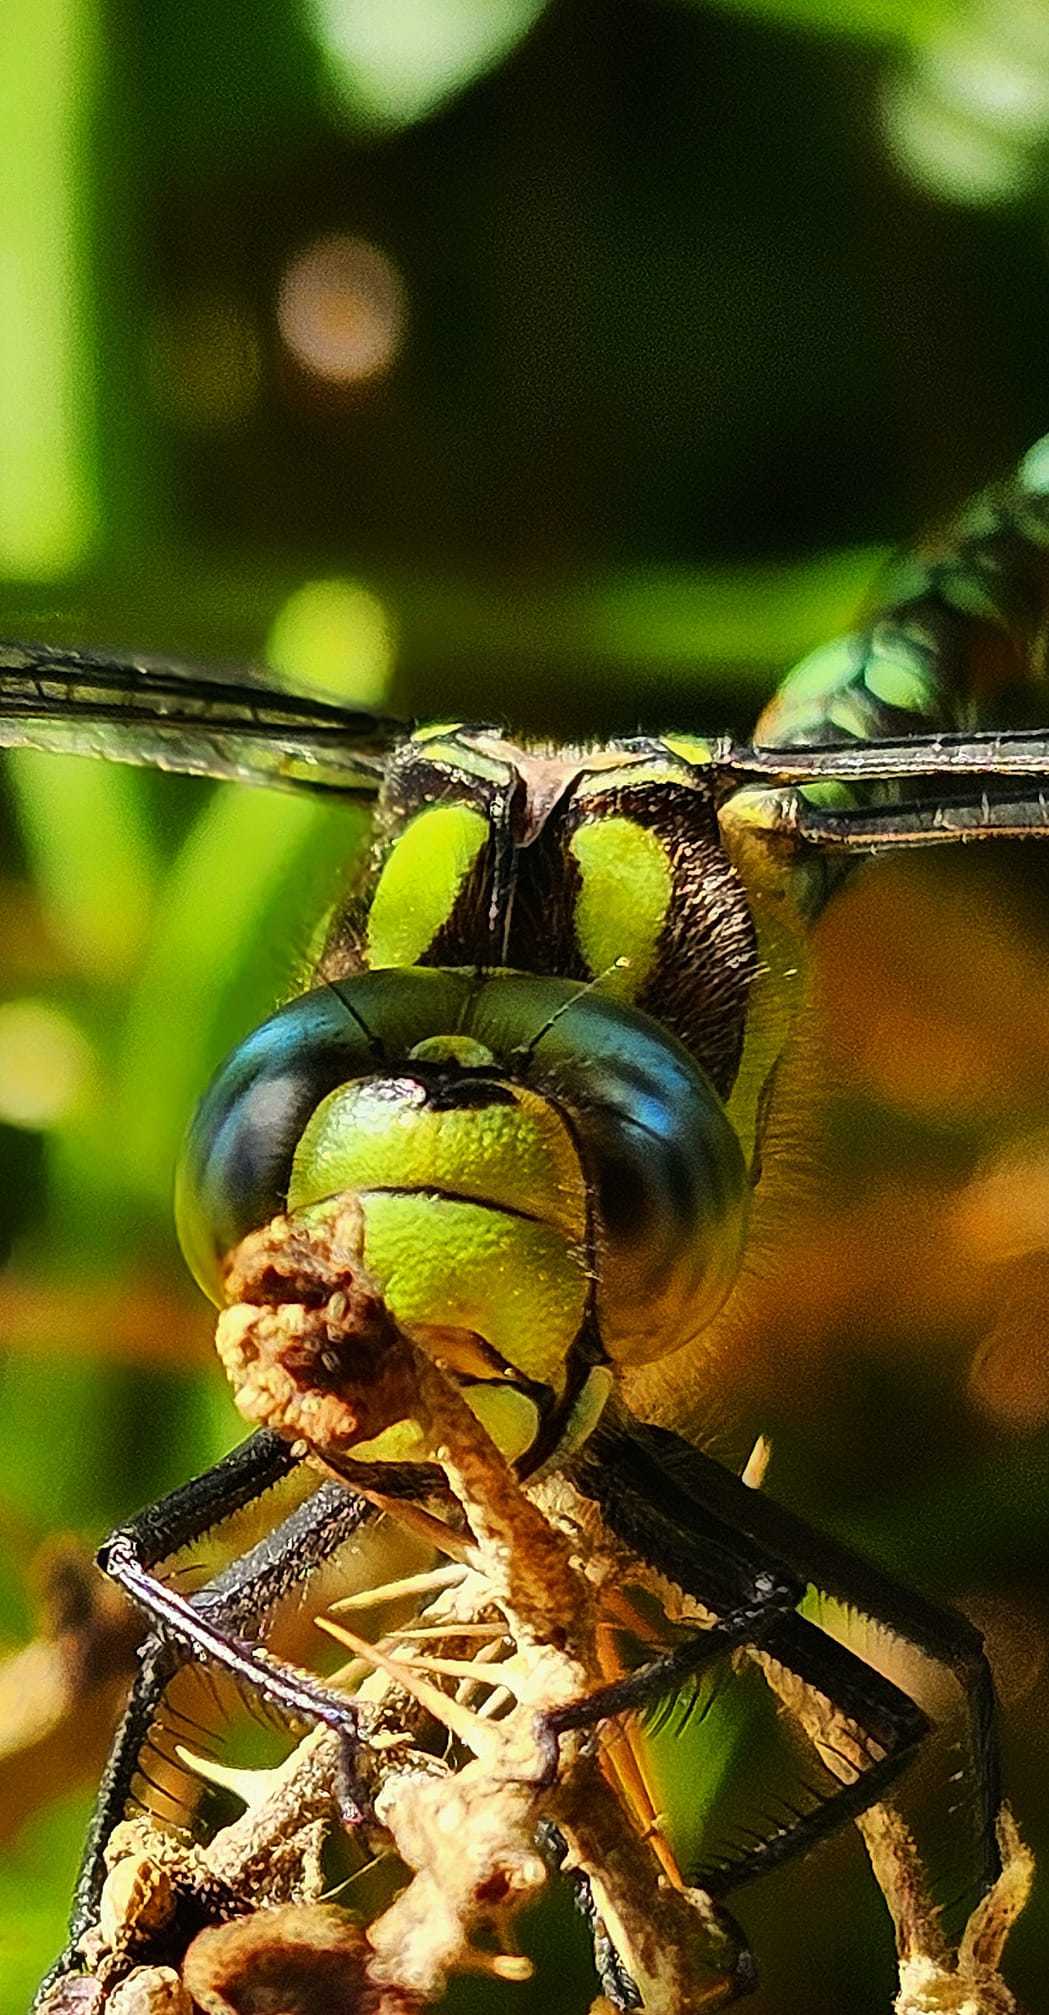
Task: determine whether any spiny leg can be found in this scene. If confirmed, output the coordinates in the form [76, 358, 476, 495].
[65, 1430, 302, 1939]
[40, 1437, 378, 1999]
[97, 1495, 380, 1794]
[696, 1610, 929, 1895]
[105, 1427, 301, 1562]
[571, 1416, 938, 1895]
[541, 1569, 799, 1742]
[614, 1417, 1000, 1890]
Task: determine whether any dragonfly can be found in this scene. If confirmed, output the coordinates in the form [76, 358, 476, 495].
[16, 432, 1049, 2008]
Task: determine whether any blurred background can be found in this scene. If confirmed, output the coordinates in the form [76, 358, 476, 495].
[0, 0, 1048, 2008]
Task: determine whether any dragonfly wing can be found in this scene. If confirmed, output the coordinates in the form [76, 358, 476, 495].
[718, 726, 1049, 786]
[715, 731, 1049, 851]
[0, 640, 403, 796]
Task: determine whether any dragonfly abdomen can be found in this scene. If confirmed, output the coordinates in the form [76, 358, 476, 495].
[758, 435, 1049, 750]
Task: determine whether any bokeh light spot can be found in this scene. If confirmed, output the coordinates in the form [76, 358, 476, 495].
[276, 235, 406, 387]
[966, 1252, 1049, 1432]
[1019, 434, 1049, 494]
[0, 999, 92, 1130]
[267, 578, 396, 708]
[882, 77, 1026, 207]
[307, 0, 548, 131]
[882, 1, 1049, 208]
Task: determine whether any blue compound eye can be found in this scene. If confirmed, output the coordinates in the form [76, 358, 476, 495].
[175, 969, 479, 1301]
[175, 988, 374, 1302]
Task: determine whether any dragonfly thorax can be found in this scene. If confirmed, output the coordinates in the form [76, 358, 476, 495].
[317, 725, 760, 1098]
[177, 967, 749, 1469]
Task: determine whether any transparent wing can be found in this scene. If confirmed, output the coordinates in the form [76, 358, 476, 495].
[767, 783, 1049, 849]
[0, 640, 403, 796]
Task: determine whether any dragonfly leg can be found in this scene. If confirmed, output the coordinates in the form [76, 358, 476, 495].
[544, 1554, 925, 1901]
[540, 1568, 799, 1741]
[97, 1496, 377, 1791]
[40, 1438, 378, 2000]
[622, 1419, 1000, 1891]
[570, 1417, 943, 1894]
[695, 1610, 929, 1895]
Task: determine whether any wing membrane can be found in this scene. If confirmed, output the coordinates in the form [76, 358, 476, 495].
[0, 640, 403, 796]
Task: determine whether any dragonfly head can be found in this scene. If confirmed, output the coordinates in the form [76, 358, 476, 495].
[177, 968, 748, 1471]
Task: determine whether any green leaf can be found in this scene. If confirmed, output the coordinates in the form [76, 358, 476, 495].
[7, 750, 157, 983]
[0, 1793, 95, 2014]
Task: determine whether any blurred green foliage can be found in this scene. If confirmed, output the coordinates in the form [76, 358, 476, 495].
[1, 2, 1048, 2010]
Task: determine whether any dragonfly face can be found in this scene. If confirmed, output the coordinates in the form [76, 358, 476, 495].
[20, 434, 1049, 2006]
[177, 728, 755, 1471]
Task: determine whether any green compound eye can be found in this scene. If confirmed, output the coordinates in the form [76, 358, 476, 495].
[459, 975, 750, 1364]
[177, 968, 749, 1392]
[176, 970, 480, 1301]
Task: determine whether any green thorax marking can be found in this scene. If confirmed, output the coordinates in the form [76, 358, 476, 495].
[320, 727, 756, 1097]
[569, 816, 673, 999]
[366, 802, 488, 968]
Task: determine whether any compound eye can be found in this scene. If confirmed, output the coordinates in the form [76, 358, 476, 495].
[175, 988, 378, 1302]
[464, 976, 749, 1364]
[176, 967, 482, 1301]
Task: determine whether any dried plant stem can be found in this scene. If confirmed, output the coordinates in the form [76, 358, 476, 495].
[34, 1204, 1035, 2013]
[859, 1802, 1033, 2015]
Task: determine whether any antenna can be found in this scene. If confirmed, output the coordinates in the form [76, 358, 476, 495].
[513, 958, 631, 1069]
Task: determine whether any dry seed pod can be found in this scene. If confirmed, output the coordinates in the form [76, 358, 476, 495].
[216, 1201, 421, 1454]
[182, 1904, 421, 2015]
